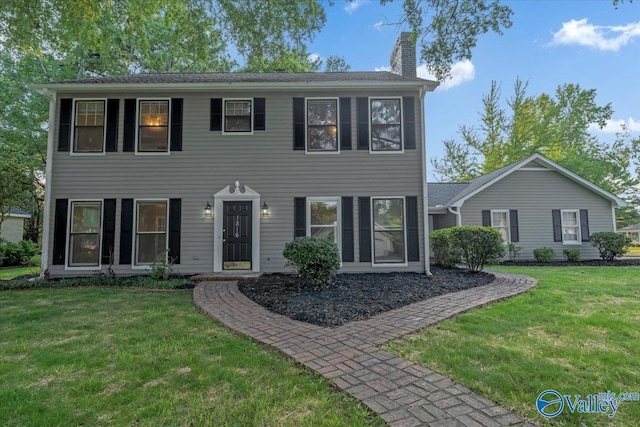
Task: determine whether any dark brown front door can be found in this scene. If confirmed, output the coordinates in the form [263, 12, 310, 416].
[223, 201, 252, 270]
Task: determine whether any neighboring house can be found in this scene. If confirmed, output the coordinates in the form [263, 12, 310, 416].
[0, 208, 31, 243]
[35, 33, 439, 278]
[428, 153, 627, 260]
[618, 223, 640, 243]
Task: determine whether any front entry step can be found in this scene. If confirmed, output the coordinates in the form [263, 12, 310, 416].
[191, 272, 262, 282]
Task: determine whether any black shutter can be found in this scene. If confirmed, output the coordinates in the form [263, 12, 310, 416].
[339, 97, 351, 150]
[210, 98, 222, 131]
[580, 209, 590, 242]
[120, 199, 134, 264]
[169, 199, 181, 264]
[123, 99, 136, 152]
[359, 197, 371, 262]
[482, 210, 491, 227]
[101, 199, 117, 264]
[356, 97, 369, 150]
[406, 196, 420, 262]
[294, 197, 306, 238]
[510, 210, 519, 243]
[170, 98, 183, 151]
[58, 99, 72, 152]
[105, 99, 119, 152]
[52, 199, 68, 265]
[341, 197, 354, 262]
[254, 97, 266, 130]
[552, 210, 562, 242]
[403, 96, 416, 149]
[293, 98, 305, 150]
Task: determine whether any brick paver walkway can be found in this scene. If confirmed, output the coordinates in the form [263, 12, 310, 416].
[194, 271, 537, 426]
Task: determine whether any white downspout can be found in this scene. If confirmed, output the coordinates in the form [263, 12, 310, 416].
[448, 206, 462, 226]
[40, 89, 57, 279]
[420, 87, 432, 276]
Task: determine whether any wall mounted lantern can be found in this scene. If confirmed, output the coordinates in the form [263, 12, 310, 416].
[204, 202, 212, 217]
[261, 201, 269, 218]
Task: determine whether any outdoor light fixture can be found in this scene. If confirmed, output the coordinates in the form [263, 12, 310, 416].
[204, 202, 212, 217]
[261, 201, 269, 218]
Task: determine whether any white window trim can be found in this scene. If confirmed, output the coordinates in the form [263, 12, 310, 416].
[69, 98, 107, 156]
[561, 208, 581, 245]
[65, 199, 103, 271]
[221, 98, 253, 135]
[490, 209, 511, 243]
[306, 197, 342, 259]
[305, 97, 340, 155]
[368, 96, 404, 155]
[371, 196, 408, 267]
[134, 98, 171, 156]
[132, 198, 169, 269]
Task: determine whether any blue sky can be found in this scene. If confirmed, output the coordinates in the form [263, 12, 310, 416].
[307, 1, 640, 178]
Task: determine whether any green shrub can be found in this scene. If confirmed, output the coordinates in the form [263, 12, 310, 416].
[506, 243, 522, 261]
[562, 248, 581, 262]
[533, 247, 555, 263]
[589, 232, 631, 261]
[447, 226, 505, 273]
[1, 240, 39, 267]
[430, 229, 461, 268]
[283, 236, 340, 286]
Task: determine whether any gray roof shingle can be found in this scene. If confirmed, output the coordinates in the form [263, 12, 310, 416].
[427, 183, 470, 207]
[619, 223, 640, 232]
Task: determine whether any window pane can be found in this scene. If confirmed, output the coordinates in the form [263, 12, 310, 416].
[75, 127, 104, 152]
[311, 226, 336, 243]
[562, 211, 577, 226]
[373, 199, 404, 230]
[139, 127, 168, 151]
[371, 99, 400, 124]
[310, 201, 337, 226]
[72, 202, 101, 233]
[308, 126, 337, 151]
[371, 124, 401, 151]
[69, 234, 100, 266]
[374, 230, 405, 263]
[139, 101, 168, 126]
[492, 212, 507, 227]
[137, 202, 167, 232]
[225, 116, 251, 132]
[225, 100, 251, 116]
[308, 100, 337, 125]
[137, 233, 166, 264]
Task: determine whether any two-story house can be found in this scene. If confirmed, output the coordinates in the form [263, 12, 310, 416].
[36, 33, 438, 278]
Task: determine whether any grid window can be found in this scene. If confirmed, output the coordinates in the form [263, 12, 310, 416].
[136, 201, 167, 265]
[491, 210, 510, 242]
[69, 201, 102, 267]
[562, 210, 580, 243]
[224, 100, 251, 132]
[138, 100, 169, 152]
[74, 101, 105, 152]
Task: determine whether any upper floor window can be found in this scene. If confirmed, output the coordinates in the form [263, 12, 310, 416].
[74, 100, 105, 153]
[491, 210, 510, 242]
[370, 98, 402, 152]
[224, 99, 252, 133]
[561, 209, 580, 244]
[307, 98, 338, 152]
[68, 201, 102, 267]
[138, 100, 169, 152]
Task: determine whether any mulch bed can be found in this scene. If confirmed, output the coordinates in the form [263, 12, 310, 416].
[500, 259, 640, 267]
[237, 267, 494, 327]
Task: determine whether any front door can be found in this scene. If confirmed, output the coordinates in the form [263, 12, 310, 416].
[223, 201, 252, 270]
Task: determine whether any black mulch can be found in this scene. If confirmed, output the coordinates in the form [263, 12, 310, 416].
[500, 259, 640, 267]
[237, 267, 494, 327]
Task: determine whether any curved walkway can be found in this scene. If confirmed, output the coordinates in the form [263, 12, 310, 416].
[194, 271, 537, 427]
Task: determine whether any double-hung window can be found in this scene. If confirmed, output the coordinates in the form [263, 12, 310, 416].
[74, 100, 106, 153]
[224, 99, 252, 133]
[307, 198, 340, 249]
[307, 98, 338, 152]
[491, 210, 510, 242]
[135, 200, 168, 265]
[68, 201, 102, 267]
[138, 100, 169, 152]
[561, 209, 580, 243]
[370, 98, 402, 152]
[372, 197, 406, 264]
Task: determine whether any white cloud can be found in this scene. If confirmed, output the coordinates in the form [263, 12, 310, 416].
[416, 60, 475, 91]
[589, 117, 640, 134]
[550, 18, 640, 51]
[374, 21, 384, 31]
[374, 65, 391, 72]
[344, 0, 370, 14]
[307, 53, 322, 64]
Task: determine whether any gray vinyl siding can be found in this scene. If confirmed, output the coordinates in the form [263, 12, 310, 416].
[459, 170, 615, 260]
[46, 89, 426, 276]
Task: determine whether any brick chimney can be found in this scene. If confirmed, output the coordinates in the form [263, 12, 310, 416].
[390, 32, 416, 78]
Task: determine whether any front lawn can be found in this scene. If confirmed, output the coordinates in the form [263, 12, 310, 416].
[387, 266, 640, 426]
[0, 289, 382, 426]
[0, 265, 40, 280]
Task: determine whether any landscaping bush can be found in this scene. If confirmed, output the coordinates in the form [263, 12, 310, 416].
[563, 248, 581, 262]
[533, 247, 555, 263]
[430, 229, 461, 268]
[589, 232, 632, 261]
[1, 240, 38, 267]
[447, 226, 505, 273]
[506, 243, 522, 261]
[283, 236, 340, 286]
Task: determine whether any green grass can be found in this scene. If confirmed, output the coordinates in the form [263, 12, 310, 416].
[0, 265, 40, 280]
[0, 289, 382, 426]
[387, 266, 640, 426]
